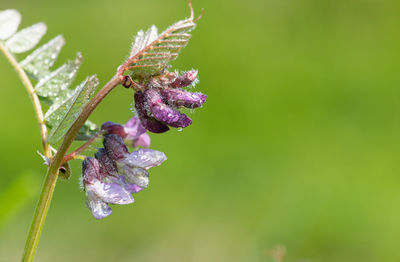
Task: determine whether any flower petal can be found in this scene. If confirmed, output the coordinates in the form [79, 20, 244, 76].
[123, 148, 167, 169]
[86, 191, 112, 220]
[120, 176, 144, 193]
[170, 70, 198, 88]
[132, 133, 151, 148]
[123, 167, 150, 188]
[82, 157, 101, 184]
[145, 89, 192, 128]
[87, 180, 134, 205]
[161, 88, 207, 109]
[101, 121, 127, 138]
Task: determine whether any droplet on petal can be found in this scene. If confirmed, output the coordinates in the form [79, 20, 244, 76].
[123, 167, 150, 188]
[123, 148, 167, 169]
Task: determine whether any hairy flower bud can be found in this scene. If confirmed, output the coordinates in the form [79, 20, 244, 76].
[103, 134, 128, 161]
[101, 122, 127, 138]
[161, 88, 207, 109]
[144, 89, 192, 128]
[170, 70, 198, 88]
[82, 157, 101, 185]
[95, 148, 119, 178]
[134, 91, 170, 133]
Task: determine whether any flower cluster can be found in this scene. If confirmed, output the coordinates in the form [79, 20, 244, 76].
[133, 70, 207, 133]
[82, 120, 166, 219]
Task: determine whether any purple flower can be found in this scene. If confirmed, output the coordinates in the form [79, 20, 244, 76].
[133, 70, 207, 133]
[101, 116, 151, 148]
[81, 135, 167, 219]
[82, 157, 134, 220]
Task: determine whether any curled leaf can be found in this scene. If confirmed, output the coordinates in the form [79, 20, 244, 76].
[0, 9, 21, 40]
[5, 22, 47, 53]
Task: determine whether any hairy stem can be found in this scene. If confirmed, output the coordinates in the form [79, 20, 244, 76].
[21, 76, 121, 262]
[0, 42, 51, 158]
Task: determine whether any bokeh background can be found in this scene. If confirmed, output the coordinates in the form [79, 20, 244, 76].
[1, 0, 400, 261]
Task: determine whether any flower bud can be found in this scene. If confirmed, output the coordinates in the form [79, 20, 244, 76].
[144, 89, 192, 128]
[134, 91, 170, 133]
[161, 88, 207, 109]
[82, 157, 102, 185]
[95, 148, 119, 178]
[101, 121, 127, 138]
[103, 134, 128, 161]
[170, 70, 198, 88]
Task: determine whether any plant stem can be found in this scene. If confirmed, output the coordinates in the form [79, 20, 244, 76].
[0, 42, 51, 158]
[21, 76, 121, 262]
[62, 132, 101, 164]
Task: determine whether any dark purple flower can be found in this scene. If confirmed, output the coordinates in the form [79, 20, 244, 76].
[160, 88, 207, 109]
[134, 91, 170, 133]
[170, 70, 198, 88]
[103, 134, 129, 161]
[144, 89, 192, 128]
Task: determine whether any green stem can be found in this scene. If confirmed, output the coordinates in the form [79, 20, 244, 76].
[21, 76, 121, 262]
[0, 42, 51, 158]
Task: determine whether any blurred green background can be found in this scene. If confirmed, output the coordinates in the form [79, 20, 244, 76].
[1, 0, 400, 261]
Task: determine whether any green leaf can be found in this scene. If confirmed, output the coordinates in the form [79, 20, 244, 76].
[0, 9, 21, 40]
[75, 120, 99, 141]
[20, 35, 65, 80]
[5, 22, 47, 53]
[34, 53, 82, 97]
[46, 75, 98, 144]
[122, 7, 198, 77]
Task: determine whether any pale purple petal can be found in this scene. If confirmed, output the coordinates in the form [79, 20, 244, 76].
[132, 133, 151, 148]
[86, 191, 112, 220]
[87, 180, 134, 205]
[123, 148, 167, 169]
[122, 166, 150, 188]
[120, 176, 144, 193]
